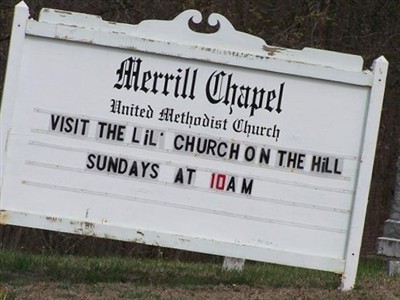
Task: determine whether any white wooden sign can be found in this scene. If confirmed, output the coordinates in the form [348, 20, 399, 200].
[0, 2, 388, 290]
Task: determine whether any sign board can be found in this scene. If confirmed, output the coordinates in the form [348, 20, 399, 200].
[0, 2, 388, 290]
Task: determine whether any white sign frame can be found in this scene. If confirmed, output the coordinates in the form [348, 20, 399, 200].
[0, 2, 388, 291]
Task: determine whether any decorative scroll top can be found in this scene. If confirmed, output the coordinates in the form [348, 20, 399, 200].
[172, 10, 269, 52]
[39, 9, 266, 53]
[37, 7, 363, 71]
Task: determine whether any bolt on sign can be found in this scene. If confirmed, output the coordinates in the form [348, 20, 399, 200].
[0, 2, 388, 291]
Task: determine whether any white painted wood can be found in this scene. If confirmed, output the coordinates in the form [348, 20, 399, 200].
[0, 3, 388, 291]
[36, 7, 363, 71]
[1, 210, 345, 272]
[25, 10, 372, 86]
[340, 56, 389, 291]
[0, 1, 29, 185]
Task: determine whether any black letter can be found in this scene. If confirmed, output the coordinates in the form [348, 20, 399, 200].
[205, 71, 225, 104]
[174, 135, 184, 150]
[50, 114, 61, 131]
[241, 178, 253, 195]
[150, 164, 160, 179]
[114, 57, 142, 90]
[86, 153, 96, 169]
[174, 168, 184, 184]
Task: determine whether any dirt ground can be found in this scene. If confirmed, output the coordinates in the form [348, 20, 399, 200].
[2, 279, 400, 300]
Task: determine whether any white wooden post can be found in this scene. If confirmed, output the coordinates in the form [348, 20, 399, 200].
[0, 1, 29, 183]
[340, 56, 389, 291]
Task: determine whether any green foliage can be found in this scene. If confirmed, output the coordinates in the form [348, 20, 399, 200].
[0, 250, 388, 288]
[1, 250, 399, 299]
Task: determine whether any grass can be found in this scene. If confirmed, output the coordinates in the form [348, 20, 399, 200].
[0, 249, 340, 288]
[0, 250, 399, 299]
